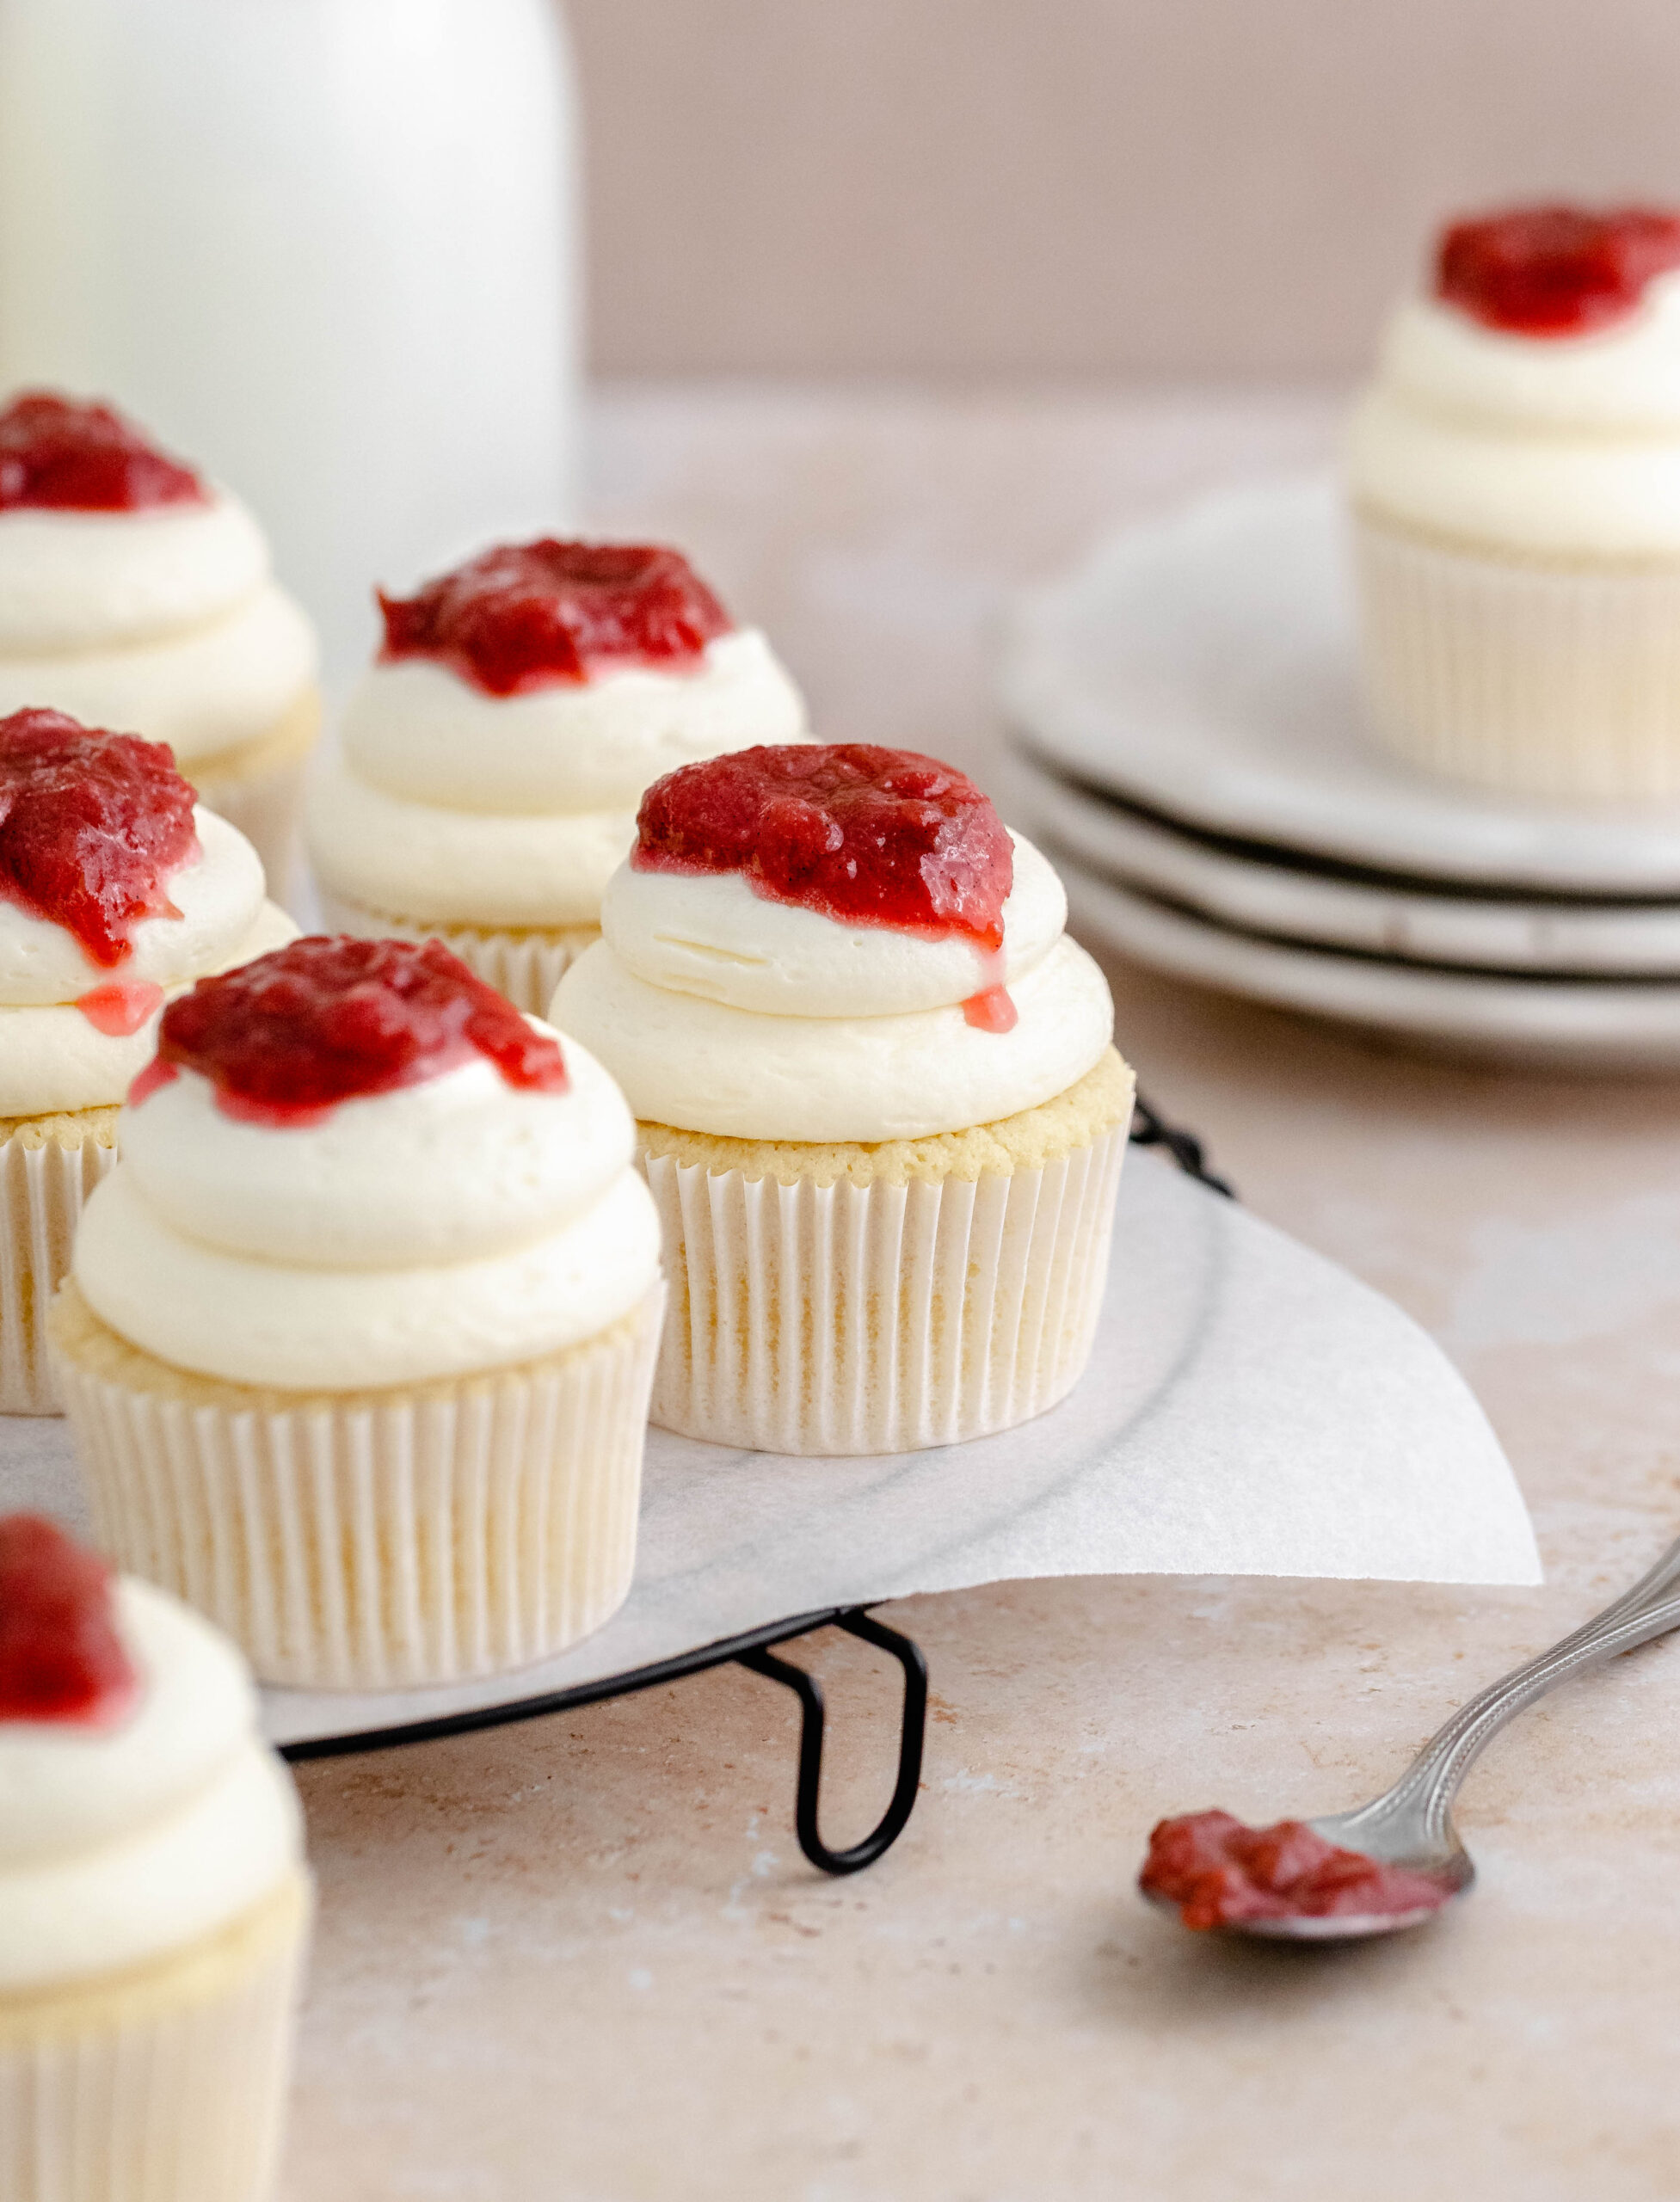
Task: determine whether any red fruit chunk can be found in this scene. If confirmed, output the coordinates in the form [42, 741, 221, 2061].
[157, 935, 569, 1126]
[378, 539, 733, 696]
[0, 1515, 137, 1726]
[0, 709, 198, 967]
[1437, 205, 1680, 336]
[635, 743, 1015, 953]
[1139, 1810, 1452, 1931]
[0, 391, 205, 510]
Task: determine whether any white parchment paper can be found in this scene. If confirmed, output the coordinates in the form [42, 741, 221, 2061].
[0, 1152, 1540, 1747]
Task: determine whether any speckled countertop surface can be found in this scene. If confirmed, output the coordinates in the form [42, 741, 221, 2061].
[284, 387, 1680, 2201]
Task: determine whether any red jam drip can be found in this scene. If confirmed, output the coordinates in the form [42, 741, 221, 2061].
[1437, 206, 1680, 337]
[77, 980, 165, 1036]
[157, 936, 569, 1127]
[1140, 1811, 1452, 1932]
[962, 983, 1018, 1033]
[636, 744, 1015, 963]
[378, 539, 733, 697]
[0, 391, 205, 511]
[127, 1058, 179, 1109]
[0, 1515, 138, 1726]
[0, 710, 198, 968]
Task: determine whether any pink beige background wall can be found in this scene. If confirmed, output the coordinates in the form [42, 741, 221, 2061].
[570, 0, 1680, 379]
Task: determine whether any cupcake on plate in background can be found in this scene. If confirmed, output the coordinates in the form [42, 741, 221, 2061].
[552, 742, 1134, 1456]
[1347, 204, 1680, 802]
[0, 1513, 311, 2202]
[52, 935, 664, 1688]
[0, 709, 296, 1415]
[0, 392, 320, 887]
[307, 538, 809, 1011]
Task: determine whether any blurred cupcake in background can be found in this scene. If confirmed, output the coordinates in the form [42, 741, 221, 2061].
[0, 1513, 311, 2202]
[307, 539, 809, 1011]
[0, 392, 320, 885]
[1347, 206, 1680, 803]
[0, 710, 296, 1415]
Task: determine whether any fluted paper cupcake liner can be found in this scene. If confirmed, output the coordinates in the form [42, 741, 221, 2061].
[0, 1868, 311, 2202]
[2, 1119, 119, 1416]
[52, 1282, 665, 1688]
[316, 889, 600, 1013]
[644, 1127, 1127, 1455]
[1352, 508, 1680, 801]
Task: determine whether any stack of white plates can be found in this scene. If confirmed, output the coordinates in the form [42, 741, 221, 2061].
[998, 476, 1680, 1070]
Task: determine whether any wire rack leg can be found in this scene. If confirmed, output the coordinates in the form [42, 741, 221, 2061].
[737, 1608, 928, 1875]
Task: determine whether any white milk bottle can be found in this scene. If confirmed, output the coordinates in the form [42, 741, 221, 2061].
[0, 0, 581, 680]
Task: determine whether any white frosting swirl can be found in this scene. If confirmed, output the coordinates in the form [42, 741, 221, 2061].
[0, 1577, 303, 1991]
[73, 1029, 662, 1390]
[0, 803, 297, 1117]
[551, 828, 1113, 1142]
[0, 495, 270, 651]
[307, 761, 635, 926]
[308, 629, 811, 930]
[0, 585, 318, 767]
[342, 630, 808, 812]
[1347, 278, 1680, 557]
[602, 832, 1064, 1018]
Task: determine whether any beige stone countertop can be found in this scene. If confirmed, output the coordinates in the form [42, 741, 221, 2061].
[285, 386, 1680, 2202]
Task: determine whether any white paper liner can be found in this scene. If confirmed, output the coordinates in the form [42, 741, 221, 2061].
[1352, 508, 1680, 800]
[53, 1282, 666, 1689]
[1, 1126, 119, 1418]
[644, 1125, 1127, 1455]
[314, 889, 600, 1013]
[0, 1869, 309, 2202]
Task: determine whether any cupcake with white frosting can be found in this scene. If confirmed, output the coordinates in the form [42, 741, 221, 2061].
[0, 392, 319, 884]
[52, 934, 664, 1687]
[0, 708, 295, 1415]
[1347, 204, 1680, 800]
[553, 742, 1134, 1455]
[307, 538, 809, 1010]
[0, 1512, 311, 2202]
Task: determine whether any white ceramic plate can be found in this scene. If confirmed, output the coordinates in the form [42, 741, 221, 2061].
[1058, 850, 1680, 1070]
[1000, 476, 1680, 895]
[1004, 746, 1680, 976]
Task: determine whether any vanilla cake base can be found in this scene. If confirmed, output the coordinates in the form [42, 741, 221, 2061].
[641, 1049, 1134, 1455]
[1, 1109, 120, 1417]
[50, 1279, 665, 1688]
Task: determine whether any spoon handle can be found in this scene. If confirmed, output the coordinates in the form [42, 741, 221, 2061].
[1338, 1530, 1680, 1850]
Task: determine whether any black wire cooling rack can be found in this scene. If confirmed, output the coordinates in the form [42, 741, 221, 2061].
[281, 1100, 1231, 1877]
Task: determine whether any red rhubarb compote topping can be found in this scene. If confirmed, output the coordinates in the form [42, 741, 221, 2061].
[1437, 206, 1680, 337]
[0, 1515, 138, 1727]
[636, 742, 1015, 961]
[151, 935, 569, 1128]
[0, 391, 205, 510]
[1140, 1811, 1452, 1931]
[378, 539, 733, 697]
[0, 709, 198, 968]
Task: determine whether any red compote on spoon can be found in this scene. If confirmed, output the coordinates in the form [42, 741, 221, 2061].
[138, 933, 569, 1129]
[0, 391, 206, 510]
[1437, 205, 1680, 337]
[378, 538, 733, 696]
[0, 708, 198, 1033]
[634, 741, 1020, 1030]
[1140, 1811, 1454, 1935]
[0, 1514, 138, 1727]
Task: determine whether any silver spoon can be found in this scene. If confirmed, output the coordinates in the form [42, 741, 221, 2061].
[1148, 1528, 1680, 1942]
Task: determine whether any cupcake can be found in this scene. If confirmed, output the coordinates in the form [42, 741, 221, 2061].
[1347, 204, 1680, 801]
[0, 1512, 311, 2202]
[0, 392, 320, 885]
[0, 709, 296, 1415]
[307, 539, 809, 1011]
[552, 742, 1133, 1455]
[51, 935, 665, 1688]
